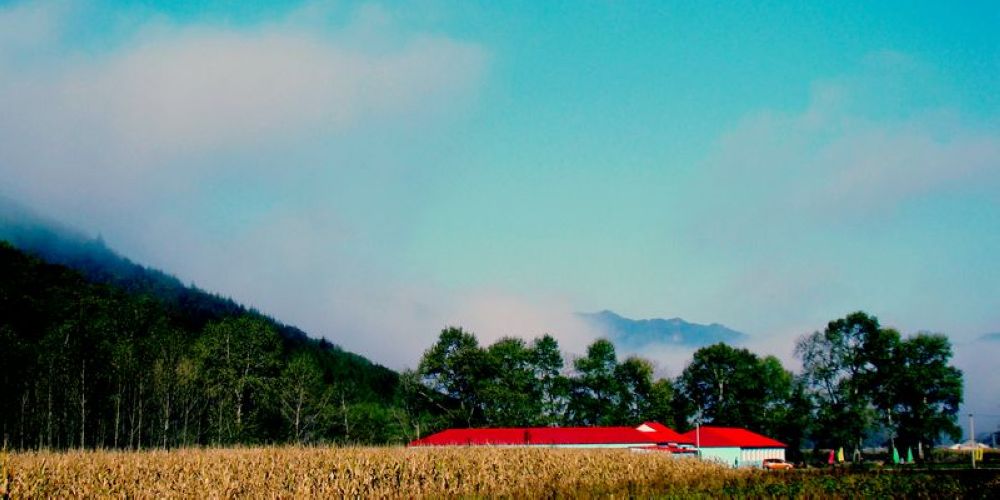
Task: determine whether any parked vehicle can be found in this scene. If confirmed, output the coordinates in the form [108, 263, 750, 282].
[762, 458, 794, 470]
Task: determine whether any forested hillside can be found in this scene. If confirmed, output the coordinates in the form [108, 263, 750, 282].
[0, 241, 399, 449]
[1, 207, 370, 354]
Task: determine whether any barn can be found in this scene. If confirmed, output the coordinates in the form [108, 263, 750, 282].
[409, 421, 692, 452]
[678, 426, 786, 467]
[409, 422, 786, 466]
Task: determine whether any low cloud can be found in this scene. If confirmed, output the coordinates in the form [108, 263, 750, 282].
[953, 338, 1000, 440]
[124, 203, 603, 369]
[0, 0, 486, 217]
[700, 81, 1000, 230]
[679, 57, 1000, 341]
[0, 1, 495, 369]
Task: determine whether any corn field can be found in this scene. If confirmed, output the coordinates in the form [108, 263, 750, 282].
[3, 447, 998, 498]
[0, 447, 731, 498]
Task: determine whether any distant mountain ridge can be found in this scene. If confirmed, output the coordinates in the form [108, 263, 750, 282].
[579, 310, 748, 348]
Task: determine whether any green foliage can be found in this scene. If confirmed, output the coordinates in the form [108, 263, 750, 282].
[796, 311, 964, 452]
[531, 334, 569, 425]
[482, 337, 543, 426]
[412, 332, 667, 431]
[569, 339, 621, 426]
[796, 312, 892, 448]
[2, 239, 967, 453]
[672, 342, 802, 452]
[612, 356, 655, 424]
[417, 327, 489, 427]
[0, 241, 401, 449]
[885, 333, 964, 447]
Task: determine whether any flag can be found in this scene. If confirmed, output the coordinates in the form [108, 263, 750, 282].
[906, 447, 913, 463]
[892, 447, 900, 464]
[837, 447, 844, 463]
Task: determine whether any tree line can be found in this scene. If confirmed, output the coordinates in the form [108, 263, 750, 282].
[1, 240, 963, 456]
[401, 313, 962, 460]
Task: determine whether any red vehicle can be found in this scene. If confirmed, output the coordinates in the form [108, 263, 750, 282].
[762, 458, 794, 470]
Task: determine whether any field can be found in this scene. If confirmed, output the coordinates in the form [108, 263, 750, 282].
[3, 447, 999, 498]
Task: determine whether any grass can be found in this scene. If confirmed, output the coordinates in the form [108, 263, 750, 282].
[3, 446, 999, 498]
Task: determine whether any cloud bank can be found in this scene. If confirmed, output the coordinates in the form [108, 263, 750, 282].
[678, 58, 1000, 342]
[0, 1, 486, 213]
[0, 1, 612, 370]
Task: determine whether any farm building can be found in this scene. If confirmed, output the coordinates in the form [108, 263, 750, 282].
[410, 422, 787, 467]
[409, 421, 692, 453]
[678, 426, 786, 467]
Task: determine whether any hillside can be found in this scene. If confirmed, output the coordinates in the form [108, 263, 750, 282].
[579, 310, 747, 348]
[0, 208, 402, 448]
[0, 204, 395, 393]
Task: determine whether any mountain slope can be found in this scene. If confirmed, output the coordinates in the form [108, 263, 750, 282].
[579, 310, 747, 349]
[0, 201, 397, 400]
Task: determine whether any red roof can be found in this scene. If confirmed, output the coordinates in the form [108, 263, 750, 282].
[409, 422, 690, 447]
[678, 426, 786, 448]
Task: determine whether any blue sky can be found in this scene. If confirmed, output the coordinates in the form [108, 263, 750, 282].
[1, 0, 998, 414]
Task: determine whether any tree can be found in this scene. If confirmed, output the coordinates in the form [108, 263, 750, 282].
[613, 356, 655, 425]
[482, 337, 541, 426]
[568, 339, 620, 426]
[196, 316, 282, 444]
[796, 312, 963, 456]
[417, 327, 489, 427]
[530, 335, 569, 426]
[150, 325, 187, 449]
[393, 369, 450, 442]
[645, 378, 675, 428]
[673, 342, 797, 446]
[674, 343, 765, 429]
[884, 333, 963, 457]
[795, 312, 895, 450]
[278, 352, 328, 444]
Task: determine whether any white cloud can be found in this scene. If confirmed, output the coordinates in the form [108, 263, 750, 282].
[677, 56, 1000, 341]
[0, 1, 486, 211]
[703, 80, 1000, 223]
[0, 1, 496, 369]
[122, 202, 603, 370]
[0, 0, 66, 53]
[445, 291, 605, 356]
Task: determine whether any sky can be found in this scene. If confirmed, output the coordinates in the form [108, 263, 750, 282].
[1, 0, 999, 432]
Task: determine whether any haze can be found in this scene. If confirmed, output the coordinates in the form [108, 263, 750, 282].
[1, 1, 997, 432]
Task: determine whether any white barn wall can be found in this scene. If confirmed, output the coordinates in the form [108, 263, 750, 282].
[738, 448, 785, 467]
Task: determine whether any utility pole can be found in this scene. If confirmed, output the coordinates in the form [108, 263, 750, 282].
[695, 407, 702, 459]
[969, 413, 975, 469]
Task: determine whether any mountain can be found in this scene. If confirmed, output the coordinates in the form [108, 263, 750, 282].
[0, 205, 396, 375]
[979, 332, 1000, 342]
[1, 200, 401, 449]
[579, 310, 748, 349]
[0, 199, 391, 382]
[0, 200, 250, 333]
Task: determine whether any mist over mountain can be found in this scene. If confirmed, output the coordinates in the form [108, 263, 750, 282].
[579, 310, 748, 349]
[0, 198, 396, 392]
